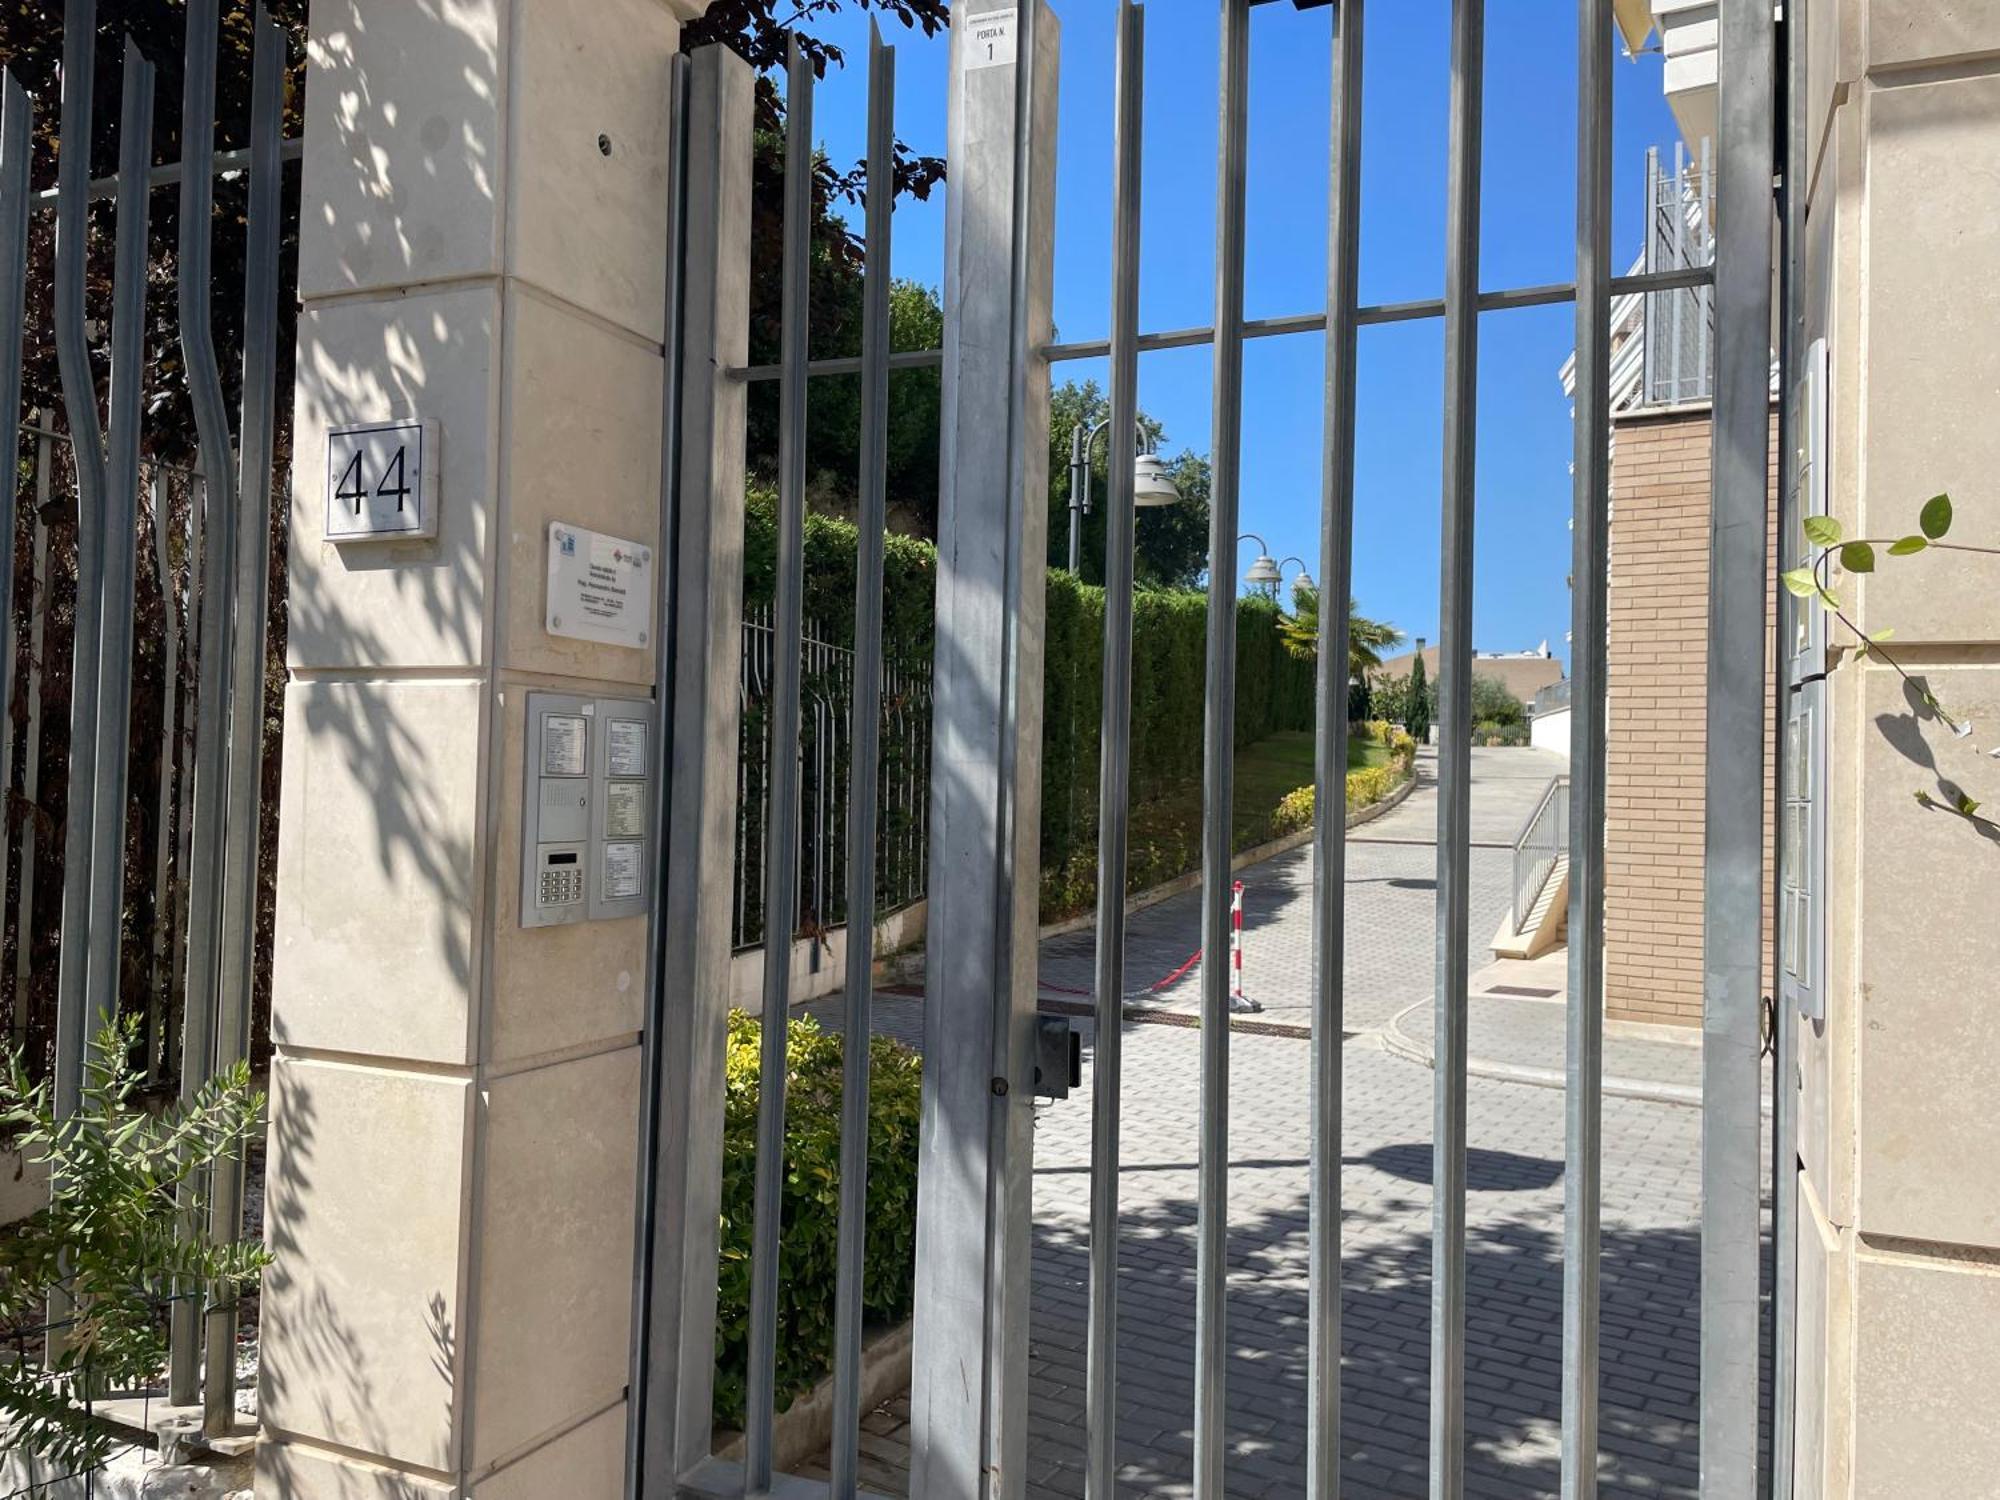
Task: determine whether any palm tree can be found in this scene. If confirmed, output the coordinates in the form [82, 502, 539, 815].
[1279, 585, 1403, 679]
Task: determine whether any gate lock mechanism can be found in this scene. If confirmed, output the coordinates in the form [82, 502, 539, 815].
[1033, 1017, 1083, 1101]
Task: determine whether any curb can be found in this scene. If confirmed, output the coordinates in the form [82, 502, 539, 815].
[1341, 763, 1420, 833]
[712, 1319, 912, 1474]
[1378, 997, 1742, 1112]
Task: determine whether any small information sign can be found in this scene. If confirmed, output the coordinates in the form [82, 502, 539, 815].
[603, 840, 644, 901]
[607, 719, 649, 778]
[965, 9, 1017, 70]
[547, 523, 654, 651]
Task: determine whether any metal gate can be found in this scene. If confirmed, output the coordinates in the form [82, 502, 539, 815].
[634, 1, 1798, 1498]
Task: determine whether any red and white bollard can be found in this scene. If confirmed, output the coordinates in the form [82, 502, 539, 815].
[1229, 880, 1261, 1014]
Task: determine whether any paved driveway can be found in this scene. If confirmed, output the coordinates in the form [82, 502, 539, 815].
[1037, 746, 1568, 1033]
[802, 747, 1710, 1497]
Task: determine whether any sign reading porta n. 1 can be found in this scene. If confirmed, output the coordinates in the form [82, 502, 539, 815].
[325, 419, 438, 541]
[547, 522, 654, 651]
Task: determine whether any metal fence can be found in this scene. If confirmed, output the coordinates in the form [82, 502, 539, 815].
[0, 0, 289, 1446]
[1642, 141, 1716, 407]
[5, 422, 211, 1085]
[731, 605, 931, 952]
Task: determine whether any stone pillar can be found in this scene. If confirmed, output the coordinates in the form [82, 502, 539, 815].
[1795, 6, 2000, 1495]
[258, 1, 709, 1493]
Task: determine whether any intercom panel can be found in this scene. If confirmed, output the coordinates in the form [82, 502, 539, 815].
[519, 692, 657, 929]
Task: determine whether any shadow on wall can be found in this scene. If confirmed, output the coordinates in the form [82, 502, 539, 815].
[261, 0, 493, 1484]
[1875, 676, 2000, 847]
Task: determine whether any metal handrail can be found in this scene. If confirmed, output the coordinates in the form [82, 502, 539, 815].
[1512, 774, 1571, 933]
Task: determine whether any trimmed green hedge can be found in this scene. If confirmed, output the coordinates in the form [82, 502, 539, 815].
[1041, 573, 1315, 895]
[741, 492, 1316, 915]
[742, 484, 938, 654]
[714, 1012, 923, 1427]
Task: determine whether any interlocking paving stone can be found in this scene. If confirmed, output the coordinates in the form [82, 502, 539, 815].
[791, 748, 1725, 1497]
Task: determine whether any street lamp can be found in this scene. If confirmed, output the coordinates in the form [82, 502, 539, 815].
[1068, 420, 1182, 576]
[1239, 532, 1282, 593]
[1276, 556, 1315, 600]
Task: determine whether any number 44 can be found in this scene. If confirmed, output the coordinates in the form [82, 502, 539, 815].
[334, 444, 412, 515]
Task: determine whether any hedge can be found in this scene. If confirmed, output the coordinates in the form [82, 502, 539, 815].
[742, 484, 938, 655]
[742, 493, 1318, 910]
[1041, 572, 1316, 890]
[713, 1013, 923, 1427]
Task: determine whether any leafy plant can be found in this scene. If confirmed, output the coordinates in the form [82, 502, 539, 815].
[713, 1013, 923, 1428]
[0, 1020, 270, 1472]
[1781, 492, 1995, 824]
[1276, 586, 1403, 678]
[1469, 674, 1526, 729]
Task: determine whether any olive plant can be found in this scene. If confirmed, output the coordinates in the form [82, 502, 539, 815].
[0, 1020, 270, 1472]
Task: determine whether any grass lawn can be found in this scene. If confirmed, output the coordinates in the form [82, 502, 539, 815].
[1228, 729, 1386, 847]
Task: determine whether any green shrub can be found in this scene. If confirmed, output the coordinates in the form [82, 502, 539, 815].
[1042, 572, 1314, 899]
[713, 1012, 923, 1428]
[1269, 753, 1417, 836]
[1469, 673, 1526, 727]
[1270, 785, 1316, 836]
[1, 1021, 270, 1472]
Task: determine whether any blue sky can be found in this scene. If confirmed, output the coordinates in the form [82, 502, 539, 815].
[796, 3, 1687, 669]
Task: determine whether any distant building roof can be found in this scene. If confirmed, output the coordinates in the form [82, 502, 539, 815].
[1375, 643, 1566, 705]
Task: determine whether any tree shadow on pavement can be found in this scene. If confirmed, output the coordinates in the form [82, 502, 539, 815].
[1025, 1188, 1703, 1500]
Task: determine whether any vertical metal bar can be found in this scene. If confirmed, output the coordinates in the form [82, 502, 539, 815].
[51, 0, 108, 1121]
[829, 25, 895, 1499]
[1642, 149, 1659, 406]
[14, 421, 49, 1049]
[204, 6, 283, 1434]
[1702, 0, 1775, 1494]
[1561, 4, 1613, 1498]
[1085, 7, 1143, 1496]
[85, 38, 155, 1040]
[147, 468, 177, 1082]
[1432, 1, 1484, 1494]
[1309, 3, 1363, 1495]
[1770, 2, 1807, 1495]
[744, 37, 813, 1492]
[628, 48, 689, 1500]
[172, 0, 242, 1407]
[910, 3, 1056, 1492]
[1196, 3, 1249, 1493]
[639, 42, 752, 1490]
[0, 73, 32, 1021]
[172, 481, 204, 1057]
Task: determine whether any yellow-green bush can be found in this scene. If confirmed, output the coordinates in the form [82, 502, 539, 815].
[1271, 785, 1316, 836]
[714, 1012, 923, 1427]
[1268, 754, 1415, 837]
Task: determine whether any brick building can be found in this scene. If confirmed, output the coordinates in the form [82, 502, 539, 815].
[1601, 407, 1776, 1026]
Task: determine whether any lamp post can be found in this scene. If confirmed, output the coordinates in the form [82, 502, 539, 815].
[1238, 532, 1282, 596]
[1276, 555, 1315, 602]
[1068, 420, 1182, 577]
